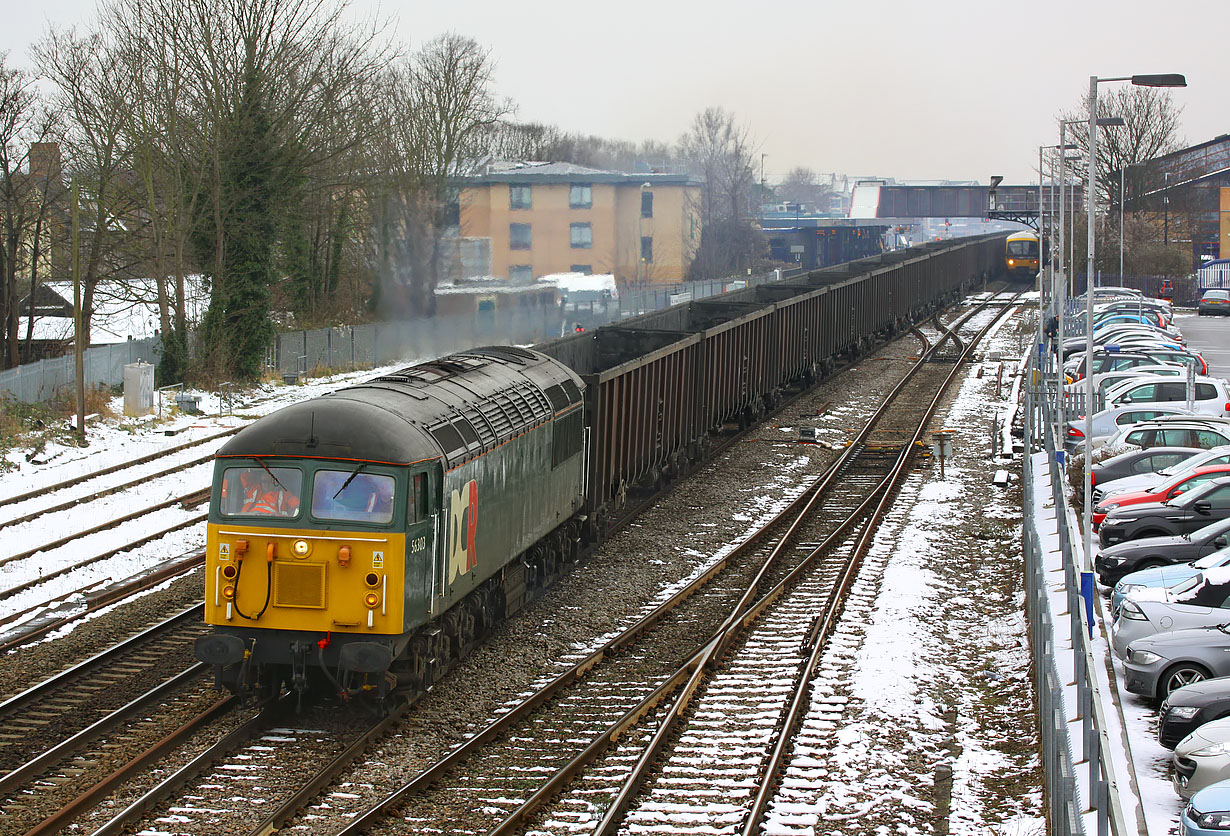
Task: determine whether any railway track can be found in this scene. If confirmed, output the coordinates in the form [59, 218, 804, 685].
[0, 606, 225, 833]
[0, 426, 239, 516]
[0, 291, 1018, 836]
[179, 294, 1017, 836]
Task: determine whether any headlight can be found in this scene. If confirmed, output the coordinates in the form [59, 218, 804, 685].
[1128, 648, 1162, 665]
[1103, 504, 1120, 512]
[1102, 556, 1122, 566]
[1192, 742, 1230, 757]
[1120, 601, 1148, 621]
[1196, 810, 1230, 829]
[1168, 706, 1202, 720]
[1118, 583, 1142, 594]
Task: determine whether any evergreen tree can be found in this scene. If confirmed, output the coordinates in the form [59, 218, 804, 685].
[198, 41, 287, 380]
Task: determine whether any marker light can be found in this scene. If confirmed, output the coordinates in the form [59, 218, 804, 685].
[222, 564, 237, 579]
[365, 572, 380, 588]
[293, 539, 310, 557]
[222, 585, 235, 600]
[364, 592, 380, 609]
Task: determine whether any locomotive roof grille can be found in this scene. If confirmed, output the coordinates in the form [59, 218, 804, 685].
[217, 346, 582, 465]
[426, 381, 555, 467]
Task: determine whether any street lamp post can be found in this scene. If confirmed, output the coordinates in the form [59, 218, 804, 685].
[1081, 72, 1186, 625]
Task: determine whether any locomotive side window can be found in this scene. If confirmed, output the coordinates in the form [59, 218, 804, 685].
[408, 472, 429, 523]
[311, 470, 396, 524]
[220, 466, 302, 518]
[552, 410, 584, 468]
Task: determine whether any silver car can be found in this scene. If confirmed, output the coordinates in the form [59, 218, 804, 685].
[1122, 625, 1230, 700]
[1175, 717, 1230, 798]
[1112, 569, 1230, 658]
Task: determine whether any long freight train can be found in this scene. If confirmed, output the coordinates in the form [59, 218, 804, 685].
[193, 236, 1007, 698]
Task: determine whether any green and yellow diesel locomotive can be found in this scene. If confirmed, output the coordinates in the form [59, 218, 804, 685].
[193, 346, 587, 698]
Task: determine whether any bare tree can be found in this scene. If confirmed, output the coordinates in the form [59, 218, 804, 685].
[35, 25, 143, 353]
[678, 107, 761, 279]
[0, 54, 59, 369]
[369, 34, 506, 319]
[1060, 85, 1184, 207]
[777, 166, 834, 211]
[95, 0, 393, 379]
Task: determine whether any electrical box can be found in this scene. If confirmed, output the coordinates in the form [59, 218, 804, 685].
[123, 362, 154, 417]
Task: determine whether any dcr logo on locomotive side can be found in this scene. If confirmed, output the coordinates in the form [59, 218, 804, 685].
[447, 479, 478, 582]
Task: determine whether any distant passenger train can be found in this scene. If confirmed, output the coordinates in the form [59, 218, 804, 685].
[1005, 231, 1040, 277]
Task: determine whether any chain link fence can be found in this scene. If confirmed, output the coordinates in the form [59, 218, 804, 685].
[0, 266, 810, 405]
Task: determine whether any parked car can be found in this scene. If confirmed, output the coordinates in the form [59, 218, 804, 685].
[1162, 679, 1230, 750]
[1101, 299, 1174, 325]
[1094, 466, 1230, 528]
[1098, 420, 1230, 457]
[1200, 290, 1230, 316]
[1067, 346, 1200, 381]
[1061, 326, 1183, 359]
[1065, 366, 1189, 404]
[1174, 717, 1230, 798]
[1112, 568, 1230, 657]
[1100, 477, 1230, 548]
[1094, 445, 1230, 503]
[1112, 546, 1230, 619]
[1097, 513, 1230, 587]
[1065, 405, 1196, 450]
[1104, 377, 1230, 418]
[1090, 447, 1206, 501]
[1179, 778, 1230, 833]
[1067, 349, 1204, 382]
[1122, 625, 1230, 701]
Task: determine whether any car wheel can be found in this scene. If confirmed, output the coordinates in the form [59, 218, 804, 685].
[1136, 558, 1167, 572]
[1161, 663, 1212, 700]
[1135, 530, 1170, 540]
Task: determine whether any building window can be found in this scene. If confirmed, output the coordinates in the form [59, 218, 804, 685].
[509, 185, 532, 210]
[641, 191, 653, 218]
[569, 184, 592, 209]
[570, 223, 592, 249]
[510, 265, 532, 283]
[641, 236, 653, 263]
[569, 264, 592, 275]
[510, 223, 531, 250]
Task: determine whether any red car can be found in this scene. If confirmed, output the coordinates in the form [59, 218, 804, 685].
[1093, 465, 1230, 528]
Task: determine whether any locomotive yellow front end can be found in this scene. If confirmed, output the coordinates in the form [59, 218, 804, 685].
[1005, 231, 1040, 277]
[196, 456, 420, 698]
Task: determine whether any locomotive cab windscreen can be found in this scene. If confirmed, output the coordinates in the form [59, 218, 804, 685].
[1006, 238, 1039, 259]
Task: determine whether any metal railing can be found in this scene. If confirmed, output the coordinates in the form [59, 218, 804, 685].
[1023, 341, 1136, 836]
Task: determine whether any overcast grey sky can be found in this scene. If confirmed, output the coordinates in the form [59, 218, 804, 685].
[2, 0, 1224, 186]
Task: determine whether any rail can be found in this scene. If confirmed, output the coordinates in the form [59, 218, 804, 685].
[329, 293, 1012, 835]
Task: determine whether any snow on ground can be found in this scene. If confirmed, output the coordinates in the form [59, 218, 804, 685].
[757, 313, 1044, 835]
[0, 356, 427, 630]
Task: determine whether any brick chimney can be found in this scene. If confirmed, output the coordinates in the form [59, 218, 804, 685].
[29, 142, 62, 183]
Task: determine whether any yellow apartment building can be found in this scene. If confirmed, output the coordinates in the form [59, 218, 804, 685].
[456, 162, 703, 286]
